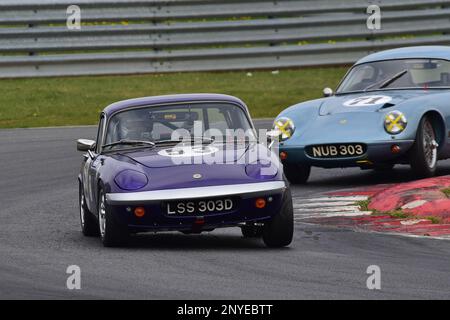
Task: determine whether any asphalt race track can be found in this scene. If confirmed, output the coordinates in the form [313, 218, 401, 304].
[1, 120, 449, 299]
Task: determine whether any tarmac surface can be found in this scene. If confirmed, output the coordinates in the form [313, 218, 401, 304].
[0, 121, 449, 299]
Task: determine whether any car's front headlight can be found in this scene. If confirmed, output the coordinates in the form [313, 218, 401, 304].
[273, 117, 295, 141]
[384, 111, 407, 134]
[114, 169, 148, 191]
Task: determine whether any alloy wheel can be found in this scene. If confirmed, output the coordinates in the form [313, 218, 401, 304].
[422, 120, 438, 169]
[99, 194, 106, 238]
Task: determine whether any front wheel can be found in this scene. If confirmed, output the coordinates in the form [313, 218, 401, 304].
[409, 116, 439, 178]
[79, 183, 99, 237]
[98, 188, 129, 247]
[262, 188, 294, 248]
[283, 163, 311, 184]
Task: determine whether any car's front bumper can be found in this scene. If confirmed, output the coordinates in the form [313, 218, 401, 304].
[280, 140, 415, 168]
[105, 181, 287, 232]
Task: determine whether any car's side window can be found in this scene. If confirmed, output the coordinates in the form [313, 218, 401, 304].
[96, 114, 106, 153]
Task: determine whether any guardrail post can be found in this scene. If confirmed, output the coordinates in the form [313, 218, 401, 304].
[28, 13, 36, 57]
[268, 1, 276, 47]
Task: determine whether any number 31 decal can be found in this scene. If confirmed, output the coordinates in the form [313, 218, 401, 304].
[343, 95, 392, 107]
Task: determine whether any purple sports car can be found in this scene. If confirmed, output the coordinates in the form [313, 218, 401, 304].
[77, 94, 293, 247]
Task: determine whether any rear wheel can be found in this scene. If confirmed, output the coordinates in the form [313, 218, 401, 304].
[98, 188, 129, 247]
[79, 183, 99, 237]
[409, 116, 438, 178]
[283, 163, 311, 184]
[263, 188, 294, 248]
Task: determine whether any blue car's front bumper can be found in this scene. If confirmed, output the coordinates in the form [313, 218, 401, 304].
[280, 140, 415, 168]
[105, 181, 286, 232]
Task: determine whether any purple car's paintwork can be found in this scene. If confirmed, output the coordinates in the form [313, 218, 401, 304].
[100, 144, 282, 194]
[102, 93, 249, 117]
[110, 192, 284, 233]
[80, 94, 286, 232]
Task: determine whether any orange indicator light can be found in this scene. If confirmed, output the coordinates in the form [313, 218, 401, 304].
[134, 207, 146, 218]
[255, 198, 266, 209]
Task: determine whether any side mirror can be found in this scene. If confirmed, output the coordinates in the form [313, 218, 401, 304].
[323, 87, 333, 97]
[77, 139, 96, 152]
[266, 129, 281, 141]
[266, 129, 281, 149]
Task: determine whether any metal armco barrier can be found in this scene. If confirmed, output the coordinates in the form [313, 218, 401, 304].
[0, 0, 449, 78]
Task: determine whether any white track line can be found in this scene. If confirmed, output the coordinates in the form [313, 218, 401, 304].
[292, 195, 370, 220]
[293, 201, 359, 208]
[294, 206, 361, 212]
[294, 211, 372, 219]
[300, 196, 368, 202]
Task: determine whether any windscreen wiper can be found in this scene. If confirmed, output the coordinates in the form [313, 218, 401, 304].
[102, 139, 155, 149]
[154, 137, 215, 145]
[364, 69, 408, 91]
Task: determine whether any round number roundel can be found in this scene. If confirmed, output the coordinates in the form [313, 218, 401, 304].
[343, 95, 392, 107]
[158, 145, 219, 157]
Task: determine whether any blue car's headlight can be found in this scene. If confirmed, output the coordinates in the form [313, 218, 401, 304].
[384, 111, 407, 134]
[273, 117, 295, 141]
[114, 170, 148, 191]
[245, 161, 278, 179]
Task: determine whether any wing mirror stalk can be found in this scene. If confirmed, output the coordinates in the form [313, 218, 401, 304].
[266, 129, 281, 149]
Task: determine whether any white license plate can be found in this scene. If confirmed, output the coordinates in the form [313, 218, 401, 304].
[166, 198, 234, 215]
[307, 144, 366, 158]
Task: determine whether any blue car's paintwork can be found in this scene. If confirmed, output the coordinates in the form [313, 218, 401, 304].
[277, 46, 450, 169]
[79, 94, 286, 232]
[356, 46, 450, 65]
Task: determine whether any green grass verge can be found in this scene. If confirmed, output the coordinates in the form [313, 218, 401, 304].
[356, 200, 370, 212]
[356, 199, 444, 224]
[0, 67, 347, 128]
[356, 199, 415, 220]
[387, 210, 411, 219]
[442, 188, 450, 198]
[424, 216, 442, 224]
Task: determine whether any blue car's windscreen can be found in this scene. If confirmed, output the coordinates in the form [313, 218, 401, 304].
[104, 103, 253, 146]
[337, 59, 450, 93]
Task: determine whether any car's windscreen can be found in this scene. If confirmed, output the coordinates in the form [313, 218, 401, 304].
[104, 103, 254, 147]
[337, 59, 450, 93]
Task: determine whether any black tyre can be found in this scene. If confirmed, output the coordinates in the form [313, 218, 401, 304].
[283, 163, 311, 184]
[98, 188, 129, 247]
[241, 225, 263, 238]
[262, 188, 294, 248]
[409, 116, 439, 178]
[79, 183, 99, 237]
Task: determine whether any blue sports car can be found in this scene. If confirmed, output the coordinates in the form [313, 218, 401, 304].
[273, 46, 450, 184]
[77, 94, 292, 247]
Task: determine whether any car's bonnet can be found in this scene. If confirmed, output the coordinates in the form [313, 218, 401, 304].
[114, 142, 249, 168]
[318, 90, 430, 116]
